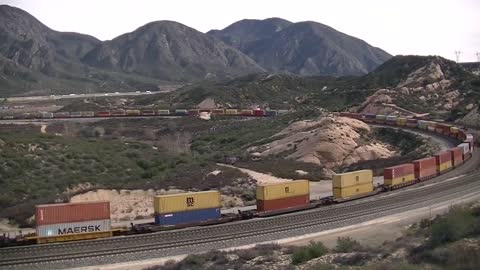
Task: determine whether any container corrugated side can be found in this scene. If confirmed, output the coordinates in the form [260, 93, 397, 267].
[413, 157, 437, 180]
[36, 201, 110, 226]
[435, 152, 452, 164]
[36, 219, 111, 237]
[333, 183, 374, 199]
[256, 180, 309, 201]
[438, 161, 452, 172]
[450, 147, 463, 166]
[256, 194, 310, 212]
[332, 170, 373, 188]
[384, 174, 415, 186]
[458, 143, 471, 155]
[154, 191, 221, 214]
[384, 164, 414, 179]
[154, 208, 221, 226]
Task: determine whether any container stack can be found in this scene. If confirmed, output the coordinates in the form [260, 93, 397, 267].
[35, 201, 111, 237]
[427, 122, 436, 132]
[396, 117, 407, 126]
[376, 115, 386, 124]
[413, 157, 437, 180]
[458, 143, 471, 159]
[434, 151, 453, 173]
[450, 147, 463, 167]
[332, 170, 373, 199]
[384, 163, 415, 187]
[406, 119, 418, 127]
[256, 180, 310, 212]
[417, 120, 428, 130]
[386, 115, 397, 125]
[154, 191, 221, 226]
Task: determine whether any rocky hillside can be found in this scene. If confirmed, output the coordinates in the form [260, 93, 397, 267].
[0, 5, 166, 96]
[247, 117, 394, 172]
[83, 21, 264, 82]
[1, 5, 395, 96]
[209, 18, 391, 76]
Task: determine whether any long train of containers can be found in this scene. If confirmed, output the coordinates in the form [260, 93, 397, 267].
[0, 108, 291, 120]
[153, 191, 221, 226]
[14, 112, 475, 246]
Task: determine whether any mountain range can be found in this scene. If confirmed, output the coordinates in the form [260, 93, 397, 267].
[0, 5, 391, 96]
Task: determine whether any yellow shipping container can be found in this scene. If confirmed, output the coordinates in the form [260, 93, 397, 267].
[333, 183, 373, 199]
[450, 127, 459, 134]
[438, 161, 452, 172]
[332, 170, 373, 188]
[384, 174, 415, 186]
[256, 180, 310, 201]
[154, 191, 221, 214]
[225, 109, 238, 115]
[396, 118, 407, 126]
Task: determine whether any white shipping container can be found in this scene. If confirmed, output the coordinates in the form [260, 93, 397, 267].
[466, 134, 474, 141]
[458, 143, 471, 155]
[36, 219, 111, 237]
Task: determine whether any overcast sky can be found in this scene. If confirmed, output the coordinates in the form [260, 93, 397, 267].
[3, 0, 480, 62]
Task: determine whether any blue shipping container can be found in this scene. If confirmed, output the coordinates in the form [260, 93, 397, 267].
[154, 208, 221, 226]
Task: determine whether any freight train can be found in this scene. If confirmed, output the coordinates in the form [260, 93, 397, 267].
[0, 112, 476, 247]
[0, 108, 289, 120]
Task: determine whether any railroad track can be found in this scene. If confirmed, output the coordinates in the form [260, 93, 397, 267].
[1, 166, 480, 269]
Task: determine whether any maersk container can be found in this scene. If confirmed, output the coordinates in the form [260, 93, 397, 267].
[36, 201, 110, 226]
[384, 164, 415, 186]
[36, 219, 111, 237]
[154, 208, 220, 226]
[332, 170, 373, 188]
[333, 183, 373, 199]
[154, 191, 221, 214]
[413, 157, 437, 180]
[256, 180, 310, 201]
[257, 194, 310, 212]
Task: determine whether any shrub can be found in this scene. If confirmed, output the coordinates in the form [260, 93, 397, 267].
[428, 206, 476, 247]
[335, 237, 364, 253]
[292, 241, 329, 265]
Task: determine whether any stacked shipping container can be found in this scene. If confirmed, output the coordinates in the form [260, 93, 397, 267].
[384, 164, 415, 187]
[153, 191, 221, 226]
[434, 151, 453, 173]
[256, 180, 310, 212]
[450, 147, 463, 167]
[35, 201, 111, 237]
[332, 170, 373, 199]
[413, 157, 437, 180]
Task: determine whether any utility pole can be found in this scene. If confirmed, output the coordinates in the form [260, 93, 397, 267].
[455, 51, 462, 63]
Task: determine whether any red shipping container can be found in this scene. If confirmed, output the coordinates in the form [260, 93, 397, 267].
[257, 194, 309, 212]
[450, 147, 463, 167]
[434, 151, 452, 165]
[384, 163, 414, 179]
[253, 109, 265, 117]
[413, 157, 437, 180]
[36, 201, 110, 226]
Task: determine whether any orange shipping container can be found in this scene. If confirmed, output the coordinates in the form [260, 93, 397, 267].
[36, 201, 110, 226]
[257, 194, 310, 212]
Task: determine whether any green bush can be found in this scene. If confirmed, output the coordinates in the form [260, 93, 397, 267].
[335, 237, 364, 253]
[292, 241, 329, 265]
[428, 206, 476, 247]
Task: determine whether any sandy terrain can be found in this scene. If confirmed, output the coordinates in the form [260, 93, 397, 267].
[248, 116, 396, 169]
